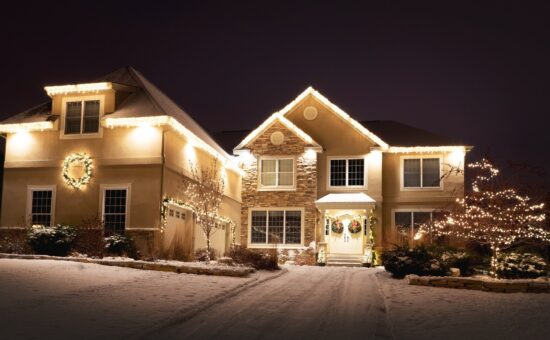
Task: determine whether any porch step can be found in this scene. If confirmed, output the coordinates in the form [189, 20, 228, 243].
[326, 254, 363, 267]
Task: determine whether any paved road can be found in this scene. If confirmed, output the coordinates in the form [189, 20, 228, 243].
[157, 266, 392, 340]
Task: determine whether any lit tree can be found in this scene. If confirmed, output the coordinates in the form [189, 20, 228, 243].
[422, 159, 549, 277]
[181, 159, 225, 262]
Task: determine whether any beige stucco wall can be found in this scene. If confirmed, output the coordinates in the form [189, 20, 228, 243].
[1, 165, 162, 229]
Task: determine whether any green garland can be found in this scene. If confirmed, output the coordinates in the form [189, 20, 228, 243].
[62, 153, 93, 189]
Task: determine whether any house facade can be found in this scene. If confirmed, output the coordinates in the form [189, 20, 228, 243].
[231, 88, 470, 264]
[0, 67, 470, 263]
[0, 67, 242, 258]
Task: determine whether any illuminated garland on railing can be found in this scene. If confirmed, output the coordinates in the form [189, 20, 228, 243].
[62, 153, 93, 189]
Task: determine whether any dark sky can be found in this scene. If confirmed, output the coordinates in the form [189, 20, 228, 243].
[1, 1, 549, 179]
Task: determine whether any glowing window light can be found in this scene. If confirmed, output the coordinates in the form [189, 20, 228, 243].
[44, 82, 113, 97]
[102, 116, 243, 175]
[0, 121, 54, 133]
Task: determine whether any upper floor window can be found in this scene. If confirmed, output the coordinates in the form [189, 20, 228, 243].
[259, 157, 295, 189]
[64, 100, 100, 135]
[329, 157, 365, 187]
[403, 157, 441, 188]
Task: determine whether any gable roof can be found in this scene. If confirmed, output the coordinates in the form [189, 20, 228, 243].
[234, 87, 390, 152]
[0, 66, 235, 166]
[361, 120, 466, 147]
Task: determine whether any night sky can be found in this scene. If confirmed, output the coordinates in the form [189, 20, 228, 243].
[1, 1, 548, 181]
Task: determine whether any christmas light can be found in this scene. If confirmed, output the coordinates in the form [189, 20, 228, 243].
[385, 146, 471, 154]
[62, 153, 93, 189]
[103, 116, 243, 174]
[0, 121, 54, 133]
[44, 82, 112, 96]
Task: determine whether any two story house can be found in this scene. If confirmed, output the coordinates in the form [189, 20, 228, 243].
[0, 67, 470, 263]
[227, 88, 470, 264]
[0, 67, 242, 258]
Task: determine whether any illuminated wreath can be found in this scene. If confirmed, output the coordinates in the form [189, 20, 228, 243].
[331, 220, 344, 234]
[62, 153, 93, 189]
[349, 220, 362, 234]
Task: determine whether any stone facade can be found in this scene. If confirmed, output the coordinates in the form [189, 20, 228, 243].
[240, 122, 318, 248]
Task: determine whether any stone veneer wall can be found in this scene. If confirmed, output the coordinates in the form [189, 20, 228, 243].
[240, 122, 318, 248]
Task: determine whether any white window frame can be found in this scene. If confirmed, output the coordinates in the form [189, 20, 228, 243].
[400, 155, 443, 191]
[26, 185, 56, 226]
[60, 94, 105, 139]
[327, 155, 368, 190]
[257, 156, 297, 191]
[391, 208, 435, 246]
[248, 207, 305, 248]
[99, 184, 131, 232]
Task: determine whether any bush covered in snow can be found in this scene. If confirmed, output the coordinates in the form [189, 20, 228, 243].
[496, 252, 548, 279]
[104, 234, 138, 258]
[430, 247, 479, 276]
[27, 224, 77, 256]
[227, 245, 279, 270]
[382, 246, 447, 278]
[194, 247, 217, 262]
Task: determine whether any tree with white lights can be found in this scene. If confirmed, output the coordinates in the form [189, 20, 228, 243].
[422, 159, 549, 277]
[181, 159, 225, 262]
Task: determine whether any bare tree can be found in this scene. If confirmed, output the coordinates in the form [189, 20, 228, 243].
[181, 159, 225, 262]
[420, 159, 549, 277]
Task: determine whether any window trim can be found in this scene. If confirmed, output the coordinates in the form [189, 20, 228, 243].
[26, 185, 56, 227]
[257, 156, 297, 191]
[60, 94, 105, 139]
[99, 184, 131, 233]
[391, 208, 435, 246]
[248, 207, 305, 248]
[327, 155, 368, 190]
[400, 155, 443, 191]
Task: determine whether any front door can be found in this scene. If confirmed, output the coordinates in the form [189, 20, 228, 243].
[328, 215, 363, 255]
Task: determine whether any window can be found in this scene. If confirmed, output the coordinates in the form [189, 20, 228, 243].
[28, 187, 55, 226]
[250, 210, 302, 245]
[329, 157, 365, 187]
[394, 211, 433, 246]
[103, 188, 128, 235]
[64, 100, 100, 135]
[259, 158, 294, 189]
[403, 158, 441, 188]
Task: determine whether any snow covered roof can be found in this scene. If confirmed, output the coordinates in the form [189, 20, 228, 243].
[316, 193, 376, 209]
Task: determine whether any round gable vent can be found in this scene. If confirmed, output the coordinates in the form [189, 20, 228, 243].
[303, 106, 318, 120]
[270, 131, 285, 145]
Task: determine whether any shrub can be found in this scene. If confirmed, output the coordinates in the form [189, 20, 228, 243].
[382, 246, 447, 278]
[194, 247, 217, 262]
[496, 252, 548, 279]
[27, 224, 77, 256]
[427, 245, 480, 276]
[294, 248, 316, 266]
[73, 216, 105, 257]
[0, 228, 29, 254]
[227, 245, 279, 270]
[104, 234, 138, 258]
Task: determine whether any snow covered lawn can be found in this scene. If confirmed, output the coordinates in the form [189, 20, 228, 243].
[0, 259, 276, 339]
[377, 271, 550, 339]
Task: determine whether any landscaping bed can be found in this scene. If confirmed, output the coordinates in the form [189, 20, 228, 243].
[406, 274, 550, 293]
[0, 253, 255, 277]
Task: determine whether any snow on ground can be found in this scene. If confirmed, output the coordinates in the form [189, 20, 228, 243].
[0, 259, 264, 339]
[377, 271, 550, 340]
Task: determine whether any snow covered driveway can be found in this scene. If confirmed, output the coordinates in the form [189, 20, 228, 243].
[157, 265, 392, 339]
[0, 259, 263, 339]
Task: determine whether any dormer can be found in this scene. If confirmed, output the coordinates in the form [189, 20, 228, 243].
[45, 82, 135, 139]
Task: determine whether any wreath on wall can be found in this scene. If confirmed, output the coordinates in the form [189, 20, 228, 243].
[331, 220, 344, 234]
[62, 153, 93, 189]
[349, 220, 362, 234]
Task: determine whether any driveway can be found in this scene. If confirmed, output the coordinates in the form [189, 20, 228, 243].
[156, 265, 392, 339]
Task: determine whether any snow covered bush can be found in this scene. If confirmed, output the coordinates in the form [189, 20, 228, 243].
[194, 247, 217, 262]
[27, 224, 77, 256]
[430, 246, 479, 276]
[227, 245, 279, 270]
[496, 252, 548, 279]
[104, 234, 137, 258]
[73, 216, 105, 257]
[382, 246, 447, 278]
[0, 228, 29, 254]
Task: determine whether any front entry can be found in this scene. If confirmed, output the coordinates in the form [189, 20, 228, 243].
[328, 214, 364, 255]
